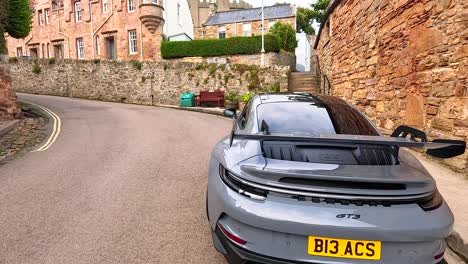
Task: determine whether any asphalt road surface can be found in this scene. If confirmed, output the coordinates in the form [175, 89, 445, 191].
[0, 94, 230, 264]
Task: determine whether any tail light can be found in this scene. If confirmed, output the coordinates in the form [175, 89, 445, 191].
[219, 165, 267, 201]
[434, 250, 445, 260]
[418, 190, 443, 211]
[218, 223, 247, 245]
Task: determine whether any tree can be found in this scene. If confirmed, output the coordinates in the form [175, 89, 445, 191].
[296, 0, 330, 36]
[297, 7, 315, 35]
[270, 22, 297, 52]
[0, 0, 32, 54]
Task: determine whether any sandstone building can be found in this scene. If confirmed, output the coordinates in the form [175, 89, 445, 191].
[6, 0, 165, 60]
[189, 0, 252, 39]
[314, 0, 467, 171]
[197, 4, 297, 40]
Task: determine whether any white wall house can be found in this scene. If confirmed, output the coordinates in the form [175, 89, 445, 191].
[295, 33, 311, 72]
[163, 0, 194, 41]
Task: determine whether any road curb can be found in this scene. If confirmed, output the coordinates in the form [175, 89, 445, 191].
[447, 232, 468, 262]
[0, 119, 20, 137]
[153, 104, 227, 117]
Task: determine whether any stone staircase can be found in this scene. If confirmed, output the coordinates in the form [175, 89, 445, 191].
[288, 72, 320, 94]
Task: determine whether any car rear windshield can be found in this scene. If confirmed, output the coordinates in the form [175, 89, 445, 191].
[256, 97, 379, 136]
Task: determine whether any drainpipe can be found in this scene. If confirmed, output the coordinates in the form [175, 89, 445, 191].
[140, 21, 144, 60]
[57, 10, 71, 58]
[93, 0, 114, 35]
[139, 0, 143, 60]
[90, 0, 95, 59]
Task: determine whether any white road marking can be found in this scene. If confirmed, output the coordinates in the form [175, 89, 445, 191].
[20, 100, 62, 152]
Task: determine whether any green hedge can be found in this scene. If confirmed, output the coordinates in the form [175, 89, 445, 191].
[161, 35, 281, 59]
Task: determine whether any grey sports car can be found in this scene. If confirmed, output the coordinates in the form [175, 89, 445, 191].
[206, 93, 466, 264]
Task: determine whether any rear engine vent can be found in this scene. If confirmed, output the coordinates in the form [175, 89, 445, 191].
[262, 141, 398, 165]
[279, 178, 407, 191]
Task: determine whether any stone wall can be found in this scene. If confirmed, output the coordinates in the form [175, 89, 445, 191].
[315, 0, 468, 171]
[199, 17, 296, 40]
[9, 59, 290, 106]
[168, 52, 296, 70]
[0, 57, 20, 118]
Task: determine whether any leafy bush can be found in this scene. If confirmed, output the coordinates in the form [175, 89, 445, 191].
[241, 92, 255, 103]
[93, 58, 101, 64]
[8, 57, 18, 63]
[32, 63, 41, 74]
[264, 82, 281, 93]
[270, 22, 298, 52]
[225, 91, 240, 102]
[161, 35, 280, 59]
[132, 60, 142, 70]
[48, 57, 56, 65]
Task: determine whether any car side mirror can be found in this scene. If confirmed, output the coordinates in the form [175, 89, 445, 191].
[224, 109, 236, 119]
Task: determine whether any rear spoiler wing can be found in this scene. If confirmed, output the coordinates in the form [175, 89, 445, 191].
[229, 126, 466, 159]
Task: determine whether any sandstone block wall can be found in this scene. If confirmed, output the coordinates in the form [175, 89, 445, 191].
[10, 59, 290, 106]
[315, 0, 468, 171]
[168, 52, 296, 70]
[198, 17, 296, 39]
[0, 58, 20, 118]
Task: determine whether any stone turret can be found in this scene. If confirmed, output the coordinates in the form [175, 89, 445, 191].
[139, 1, 165, 34]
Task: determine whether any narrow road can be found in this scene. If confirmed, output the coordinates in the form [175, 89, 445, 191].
[0, 94, 230, 264]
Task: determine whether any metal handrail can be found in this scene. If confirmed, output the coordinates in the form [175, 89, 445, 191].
[311, 55, 332, 95]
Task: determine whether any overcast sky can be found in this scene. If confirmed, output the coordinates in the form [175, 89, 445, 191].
[244, 0, 316, 8]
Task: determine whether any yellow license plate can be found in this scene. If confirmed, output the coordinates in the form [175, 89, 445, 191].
[308, 236, 381, 260]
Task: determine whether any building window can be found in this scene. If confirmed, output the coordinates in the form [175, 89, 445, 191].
[47, 43, 50, 58]
[102, 0, 107, 13]
[243, 23, 251, 37]
[128, 30, 137, 54]
[45, 9, 50, 24]
[54, 44, 63, 59]
[177, 3, 181, 25]
[41, 44, 45, 58]
[16, 47, 23, 57]
[128, 0, 135, 12]
[96, 36, 101, 55]
[52, 0, 63, 9]
[218, 26, 226, 39]
[75, 1, 82, 22]
[269, 20, 276, 29]
[38, 10, 44, 25]
[76, 38, 84, 59]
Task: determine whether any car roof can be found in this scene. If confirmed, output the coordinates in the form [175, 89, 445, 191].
[257, 93, 317, 104]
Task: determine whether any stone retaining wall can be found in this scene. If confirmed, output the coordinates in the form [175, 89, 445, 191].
[10, 59, 290, 106]
[315, 0, 468, 172]
[0, 56, 20, 118]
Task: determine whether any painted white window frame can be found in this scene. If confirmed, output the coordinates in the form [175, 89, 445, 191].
[102, 0, 107, 13]
[128, 30, 137, 54]
[16, 47, 23, 57]
[75, 1, 82, 22]
[128, 0, 135, 12]
[243, 23, 252, 37]
[45, 9, 50, 25]
[218, 26, 226, 39]
[38, 10, 44, 25]
[76, 38, 84, 59]
[269, 20, 276, 29]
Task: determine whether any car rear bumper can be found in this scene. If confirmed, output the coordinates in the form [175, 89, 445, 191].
[207, 159, 453, 264]
[215, 225, 447, 264]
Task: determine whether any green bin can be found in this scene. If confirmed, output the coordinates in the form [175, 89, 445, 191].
[180, 92, 195, 107]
